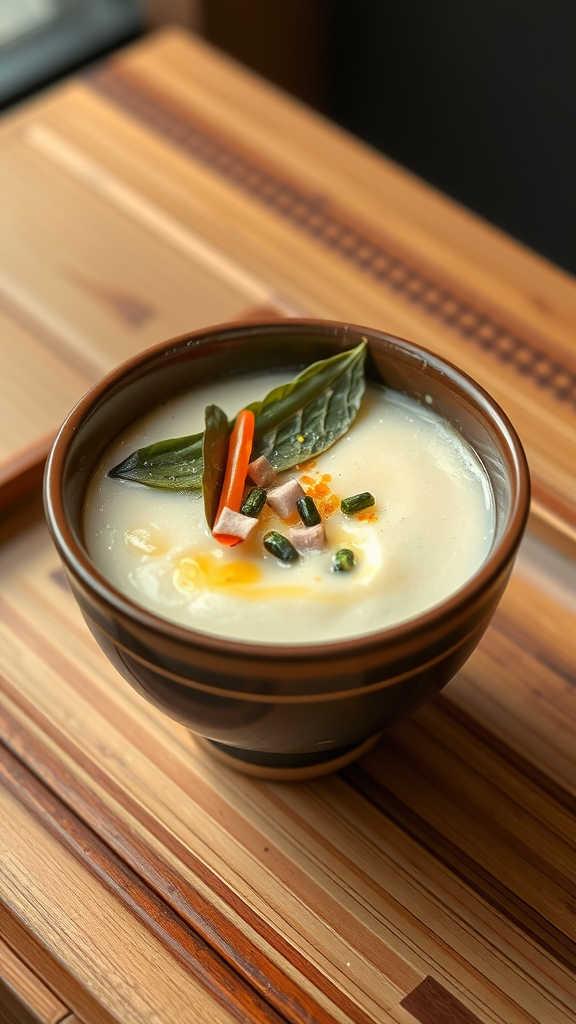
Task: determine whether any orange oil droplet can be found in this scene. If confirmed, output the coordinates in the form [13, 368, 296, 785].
[358, 511, 378, 523]
[297, 459, 317, 472]
[320, 497, 339, 518]
[210, 561, 262, 586]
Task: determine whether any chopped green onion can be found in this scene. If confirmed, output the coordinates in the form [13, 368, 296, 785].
[263, 531, 299, 563]
[332, 549, 355, 572]
[296, 495, 321, 527]
[340, 491, 375, 516]
[240, 487, 267, 518]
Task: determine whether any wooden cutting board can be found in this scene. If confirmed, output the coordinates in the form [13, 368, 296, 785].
[0, 28, 575, 1024]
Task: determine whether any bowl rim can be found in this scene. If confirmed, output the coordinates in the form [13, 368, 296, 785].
[44, 318, 531, 663]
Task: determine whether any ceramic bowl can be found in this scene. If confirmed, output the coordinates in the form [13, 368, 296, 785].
[44, 320, 530, 780]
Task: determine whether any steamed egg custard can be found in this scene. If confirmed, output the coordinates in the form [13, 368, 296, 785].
[84, 356, 494, 644]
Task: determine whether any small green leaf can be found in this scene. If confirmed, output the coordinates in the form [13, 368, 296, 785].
[108, 431, 204, 490]
[109, 339, 367, 490]
[202, 404, 230, 530]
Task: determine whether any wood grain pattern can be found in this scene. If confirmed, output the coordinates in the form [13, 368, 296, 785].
[0, 29, 574, 540]
[0, 28, 575, 1024]
[0, 934, 69, 1024]
[88, 57, 576, 410]
[82, 30, 576, 537]
[0, 77, 295, 505]
[0, 743, 293, 1024]
[401, 976, 483, 1024]
[0, 515, 574, 1024]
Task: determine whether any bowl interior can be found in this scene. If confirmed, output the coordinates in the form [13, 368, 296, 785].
[51, 320, 527, 646]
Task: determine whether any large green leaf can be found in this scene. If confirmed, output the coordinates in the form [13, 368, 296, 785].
[109, 339, 367, 490]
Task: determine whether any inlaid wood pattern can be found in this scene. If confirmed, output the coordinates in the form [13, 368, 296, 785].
[89, 61, 576, 411]
[400, 976, 483, 1024]
[0, 515, 574, 1024]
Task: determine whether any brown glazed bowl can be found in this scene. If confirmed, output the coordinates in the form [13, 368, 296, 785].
[44, 320, 530, 780]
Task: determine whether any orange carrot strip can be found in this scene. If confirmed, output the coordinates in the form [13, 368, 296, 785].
[213, 409, 255, 546]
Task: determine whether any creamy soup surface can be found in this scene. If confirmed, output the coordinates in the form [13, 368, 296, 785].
[84, 372, 495, 644]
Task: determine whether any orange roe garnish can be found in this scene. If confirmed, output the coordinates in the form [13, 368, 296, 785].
[319, 496, 339, 518]
[358, 511, 379, 523]
[298, 470, 340, 518]
[311, 481, 330, 497]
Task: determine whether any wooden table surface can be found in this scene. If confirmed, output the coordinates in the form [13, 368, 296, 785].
[0, 28, 575, 1024]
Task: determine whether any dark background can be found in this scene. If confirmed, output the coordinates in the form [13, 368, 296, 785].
[2, 0, 574, 276]
[204, 0, 576, 277]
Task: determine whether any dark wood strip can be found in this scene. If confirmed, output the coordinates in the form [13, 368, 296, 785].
[378, 719, 576, 924]
[0, 673, 376, 1024]
[0, 436, 51, 515]
[489, 611, 576, 709]
[256, 784, 542, 1024]
[342, 763, 576, 974]
[88, 63, 576, 413]
[401, 976, 482, 1024]
[0, 934, 69, 1024]
[0, 978, 62, 1024]
[0, 740, 292, 1024]
[0, 897, 119, 1024]
[435, 696, 576, 820]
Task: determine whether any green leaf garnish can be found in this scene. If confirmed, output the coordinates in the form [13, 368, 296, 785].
[109, 339, 367, 490]
[246, 340, 367, 470]
[108, 430, 205, 490]
[202, 404, 229, 530]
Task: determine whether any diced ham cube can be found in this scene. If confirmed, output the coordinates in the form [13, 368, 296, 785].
[266, 479, 305, 519]
[248, 456, 278, 488]
[289, 523, 327, 552]
[213, 507, 258, 541]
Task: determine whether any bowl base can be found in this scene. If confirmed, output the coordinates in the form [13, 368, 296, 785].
[195, 734, 381, 781]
